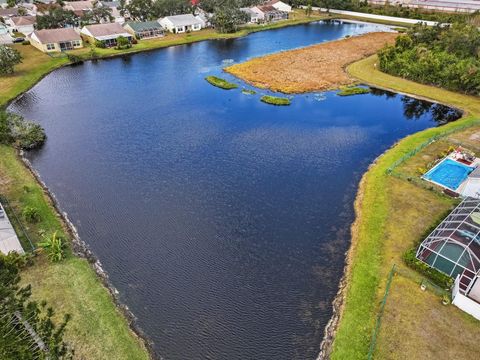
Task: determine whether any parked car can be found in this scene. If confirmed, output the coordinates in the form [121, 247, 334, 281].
[12, 37, 25, 43]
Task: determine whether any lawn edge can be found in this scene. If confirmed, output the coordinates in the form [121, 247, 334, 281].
[324, 55, 480, 359]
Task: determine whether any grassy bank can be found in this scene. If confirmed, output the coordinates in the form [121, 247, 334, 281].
[0, 145, 149, 359]
[329, 56, 480, 359]
[260, 95, 291, 105]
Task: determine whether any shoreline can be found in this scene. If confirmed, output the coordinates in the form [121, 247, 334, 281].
[324, 56, 480, 358]
[2, 14, 328, 109]
[19, 150, 158, 358]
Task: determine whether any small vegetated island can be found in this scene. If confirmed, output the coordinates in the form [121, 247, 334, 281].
[205, 76, 238, 90]
[225, 32, 397, 93]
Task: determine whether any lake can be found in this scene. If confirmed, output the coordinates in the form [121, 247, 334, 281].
[9, 21, 461, 359]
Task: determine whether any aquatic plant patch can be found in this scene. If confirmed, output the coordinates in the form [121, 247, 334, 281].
[337, 86, 371, 96]
[260, 95, 291, 106]
[205, 76, 238, 90]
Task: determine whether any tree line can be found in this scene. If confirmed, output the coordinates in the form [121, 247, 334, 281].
[378, 23, 480, 95]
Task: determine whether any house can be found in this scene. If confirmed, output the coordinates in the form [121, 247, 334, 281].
[265, 0, 292, 12]
[29, 27, 83, 52]
[101, 1, 125, 24]
[159, 14, 203, 33]
[0, 22, 7, 35]
[0, 7, 20, 19]
[81, 22, 132, 47]
[416, 198, 480, 320]
[251, 5, 288, 22]
[240, 7, 262, 23]
[64, 0, 94, 16]
[124, 20, 163, 39]
[5, 16, 36, 35]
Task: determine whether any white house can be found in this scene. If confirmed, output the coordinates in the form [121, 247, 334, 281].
[159, 14, 203, 33]
[265, 0, 292, 12]
[251, 5, 288, 22]
[240, 7, 262, 23]
[5, 16, 35, 35]
[81, 22, 132, 47]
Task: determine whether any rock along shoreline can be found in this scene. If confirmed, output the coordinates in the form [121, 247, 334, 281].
[19, 150, 159, 360]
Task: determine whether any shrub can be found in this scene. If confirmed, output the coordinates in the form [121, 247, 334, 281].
[260, 95, 291, 106]
[0, 111, 46, 149]
[21, 40, 30, 45]
[205, 76, 238, 90]
[115, 36, 131, 50]
[38, 231, 66, 262]
[22, 206, 41, 223]
[131, 37, 138, 45]
[95, 40, 106, 48]
[403, 248, 454, 289]
[67, 53, 83, 64]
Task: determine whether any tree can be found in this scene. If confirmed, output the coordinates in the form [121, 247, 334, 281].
[0, 110, 46, 149]
[0, 45, 22, 75]
[305, 0, 313, 17]
[211, 2, 247, 34]
[126, 0, 154, 21]
[0, 253, 73, 359]
[81, 1, 113, 24]
[36, 8, 78, 30]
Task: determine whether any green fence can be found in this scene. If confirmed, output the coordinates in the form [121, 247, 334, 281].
[0, 195, 35, 252]
[367, 264, 396, 360]
[386, 121, 480, 175]
[366, 264, 449, 359]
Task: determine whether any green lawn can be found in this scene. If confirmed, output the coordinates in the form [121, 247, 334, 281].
[0, 145, 149, 359]
[328, 55, 480, 359]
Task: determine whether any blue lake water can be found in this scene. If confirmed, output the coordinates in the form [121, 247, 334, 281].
[9, 21, 461, 359]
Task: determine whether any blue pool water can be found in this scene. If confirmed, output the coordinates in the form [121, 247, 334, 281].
[424, 158, 474, 190]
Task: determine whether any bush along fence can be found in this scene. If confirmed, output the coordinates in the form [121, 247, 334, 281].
[0, 195, 35, 252]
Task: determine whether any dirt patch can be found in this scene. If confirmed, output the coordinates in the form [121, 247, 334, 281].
[225, 32, 397, 93]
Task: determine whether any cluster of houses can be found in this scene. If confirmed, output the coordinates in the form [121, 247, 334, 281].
[0, 0, 292, 52]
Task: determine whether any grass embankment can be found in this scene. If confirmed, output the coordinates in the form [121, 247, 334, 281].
[225, 32, 396, 93]
[205, 76, 238, 89]
[329, 55, 480, 359]
[260, 95, 291, 105]
[0, 146, 148, 359]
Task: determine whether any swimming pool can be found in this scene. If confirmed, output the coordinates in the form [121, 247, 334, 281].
[423, 158, 475, 190]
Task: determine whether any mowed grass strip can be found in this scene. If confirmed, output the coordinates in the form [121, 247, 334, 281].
[0, 145, 149, 360]
[329, 55, 480, 359]
[225, 32, 397, 93]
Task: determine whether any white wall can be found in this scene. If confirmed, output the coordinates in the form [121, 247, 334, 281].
[453, 291, 480, 321]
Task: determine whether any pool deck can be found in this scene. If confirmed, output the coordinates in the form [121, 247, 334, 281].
[422, 154, 479, 192]
[0, 202, 24, 255]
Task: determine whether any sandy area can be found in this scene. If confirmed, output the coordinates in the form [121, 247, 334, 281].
[225, 32, 397, 93]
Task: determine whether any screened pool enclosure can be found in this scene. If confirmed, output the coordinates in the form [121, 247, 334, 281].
[417, 198, 480, 282]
